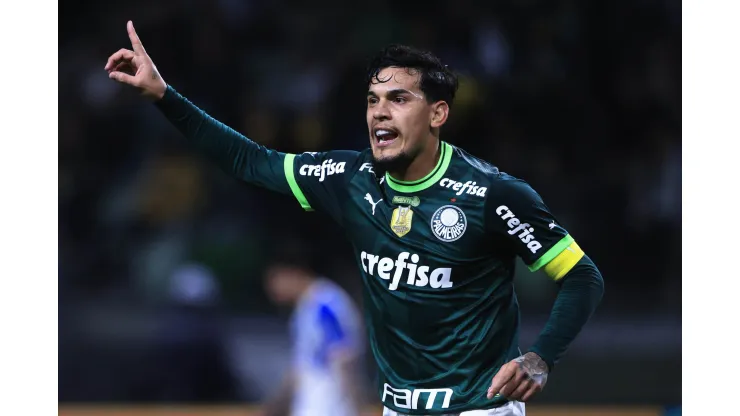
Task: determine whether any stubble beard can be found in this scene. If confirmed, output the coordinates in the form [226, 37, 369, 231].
[371, 149, 414, 179]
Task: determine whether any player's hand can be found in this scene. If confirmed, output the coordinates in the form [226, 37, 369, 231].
[487, 352, 549, 402]
[105, 20, 167, 101]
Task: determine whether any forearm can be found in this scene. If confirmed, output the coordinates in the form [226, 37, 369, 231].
[154, 85, 289, 191]
[529, 255, 604, 370]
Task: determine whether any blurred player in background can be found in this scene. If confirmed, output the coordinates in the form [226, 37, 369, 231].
[261, 248, 366, 416]
[106, 21, 604, 416]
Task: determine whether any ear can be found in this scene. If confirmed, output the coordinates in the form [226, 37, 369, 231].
[430, 101, 450, 128]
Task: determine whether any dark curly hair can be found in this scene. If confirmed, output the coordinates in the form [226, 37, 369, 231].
[366, 44, 459, 107]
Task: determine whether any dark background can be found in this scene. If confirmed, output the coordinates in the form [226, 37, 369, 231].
[58, 0, 681, 409]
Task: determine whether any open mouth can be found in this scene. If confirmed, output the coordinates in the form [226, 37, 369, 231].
[374, 127, 399, 148]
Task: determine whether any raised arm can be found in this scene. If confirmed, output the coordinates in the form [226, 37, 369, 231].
[105, 21, 293, 194]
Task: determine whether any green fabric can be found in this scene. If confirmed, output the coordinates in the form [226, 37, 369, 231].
[528, 255, 604, 371]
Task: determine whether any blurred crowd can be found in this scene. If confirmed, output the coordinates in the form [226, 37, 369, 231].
[59, 0, 681, 405]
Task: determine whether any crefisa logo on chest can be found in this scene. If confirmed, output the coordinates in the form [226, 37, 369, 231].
[431, 205, 467, 242]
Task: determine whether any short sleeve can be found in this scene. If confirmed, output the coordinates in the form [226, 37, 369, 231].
[284, 150, 362, 225]
[486, 178, 585, 280]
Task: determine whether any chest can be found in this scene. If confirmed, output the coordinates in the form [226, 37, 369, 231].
[343, 178, 490, 261]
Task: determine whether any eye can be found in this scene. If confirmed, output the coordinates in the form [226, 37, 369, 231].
[394, 96, 406, 104]
[367, 97, 378, 105]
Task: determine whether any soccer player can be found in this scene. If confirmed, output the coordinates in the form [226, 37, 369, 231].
[261, 252, 365, 416]
[106, 21, 604, 416]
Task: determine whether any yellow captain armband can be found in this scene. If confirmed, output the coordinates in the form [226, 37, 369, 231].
[542, 241, 585, 280]
[528, 235, 585, 281]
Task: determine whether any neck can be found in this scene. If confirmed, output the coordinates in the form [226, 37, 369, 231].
[388, 139, 441, 182]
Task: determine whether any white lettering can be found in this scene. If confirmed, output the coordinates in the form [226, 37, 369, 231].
[415, 266, 429, 287]
[455, 181, 472, 195]
[367, 254, 379, 274]
[359, 162, 375, 173]
[377, 258, 394, 280]
[382, 384, 412, 409]
[508, 223, 529, 235]
[298, 160, 346, 182]
[528, 241, 543, 252]
[438, 178, 487, 197]
[382, 384, 453, 410]
[362, 251, 452, 290]
[411, 388, 454, 410]
[319, 159, 330, 181]
[406, 254, 420, 284]
[390, 252, 410, 290]
[433, 219, 465, 241]
[429, 268, 453, 289]
[497, 206, 543, 254]
[361, 251, 367, 272]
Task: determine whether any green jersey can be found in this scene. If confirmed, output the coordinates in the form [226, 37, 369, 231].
[156, 87, 590, 415]
[285, 142, 575, 414]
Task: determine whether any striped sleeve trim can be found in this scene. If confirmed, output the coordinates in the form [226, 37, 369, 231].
[541, 240, 585, 280]
[283, 154, 313, 211]
[528, 234, 575, 272]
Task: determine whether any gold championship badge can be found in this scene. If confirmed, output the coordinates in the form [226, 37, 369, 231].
[390, 206, 414, 237]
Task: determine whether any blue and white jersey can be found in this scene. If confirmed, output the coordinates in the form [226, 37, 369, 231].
[290, 278, 363, 416]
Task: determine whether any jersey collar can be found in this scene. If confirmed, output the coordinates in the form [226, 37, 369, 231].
[385, 141, 453, 194]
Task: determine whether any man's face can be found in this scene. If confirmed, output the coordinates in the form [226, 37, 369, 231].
[366, 67, 435, 167]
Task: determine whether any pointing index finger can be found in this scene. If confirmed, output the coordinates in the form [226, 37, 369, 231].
[127, 20, 146, 54]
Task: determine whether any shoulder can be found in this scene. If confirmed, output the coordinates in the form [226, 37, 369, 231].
[444, 143, 541, 204]
[292, 148, 372, 182]
[293, 148, 369, 168]
[352, 148, 375, 172]
[322, 148, 373, 173]
[487, 172, 539, 200]
[442, 143, 513, 198]
[449, 144, 502, 178]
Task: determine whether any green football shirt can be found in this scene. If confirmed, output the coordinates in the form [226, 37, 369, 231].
[155, 87, 586, 415]
[280, 142, 577, 414]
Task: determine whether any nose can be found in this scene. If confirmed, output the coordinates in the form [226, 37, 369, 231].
[373, 101, 391, 121]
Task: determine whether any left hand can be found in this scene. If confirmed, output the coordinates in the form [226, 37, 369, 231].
[487, 352, 549, 402]
[105, 21, 167, 101]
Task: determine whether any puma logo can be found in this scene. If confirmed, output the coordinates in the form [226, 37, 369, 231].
[364, 193, 382, 216]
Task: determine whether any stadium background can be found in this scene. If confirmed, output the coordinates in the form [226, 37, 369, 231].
[59, 0, 681, 414]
